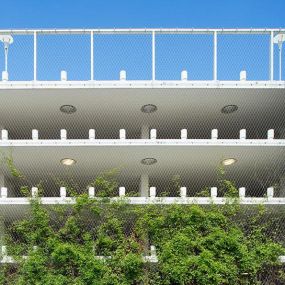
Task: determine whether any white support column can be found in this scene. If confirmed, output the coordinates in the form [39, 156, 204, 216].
[213, 31, 218, 81]
[270, 31, 274, 81]
[33, 31, 37, 81]
[90, 31, 94, 81]
[141, 125, 150, 139]
[152, 30, 156, 81]
[140, 174, 149, 197]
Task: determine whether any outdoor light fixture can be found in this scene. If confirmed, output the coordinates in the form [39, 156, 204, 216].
[274, 33, 285, 81]
[141, 104, 157, 113]
[221, 158, 237, 166]
[60, 105, 77, 114]
[221, 105, 238, 114]
[141, 158, 157, 165]
[60, 158, 76, 166]
[0, 35, 13, 73]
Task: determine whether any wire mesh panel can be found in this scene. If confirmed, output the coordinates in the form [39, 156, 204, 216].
[0, 34, 34, 81]
[218, 33, 270, 81]
[156, 33, 214, 80]
[93, 33, 152, 80]
[37, 33, 91, 81]
[0, 29, 285, 284]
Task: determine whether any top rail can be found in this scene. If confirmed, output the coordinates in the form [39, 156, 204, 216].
[0, 28, 285, 35]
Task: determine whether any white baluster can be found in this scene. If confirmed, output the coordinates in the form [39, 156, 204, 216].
[60, 129, 67, 140]
[1, 187, 7, 198]
[119, 187, 126, 197]
[88, 187, 95, 198]
[211, 187, 217, 198]
[239, 129, 246, 140]
[149, 187, 156, 198]
[32, 129, 38, 140]
[60, 187, 66, 198]
[211, 129, 218, 140]
[181, 129, 187, 140]
[180, 187, 187, 198]
[89, 129, 95, 140]
[150, 129, 157, 140]
[119, 129, 126, 140]
[239, 187, 246, 198]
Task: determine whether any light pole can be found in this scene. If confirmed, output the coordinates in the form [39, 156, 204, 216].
[274, 33, 285, 81]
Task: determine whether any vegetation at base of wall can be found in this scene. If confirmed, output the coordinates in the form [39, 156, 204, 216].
[0, 158, 284, 284]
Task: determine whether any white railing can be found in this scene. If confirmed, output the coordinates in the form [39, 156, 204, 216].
[0, 28, 285, 82]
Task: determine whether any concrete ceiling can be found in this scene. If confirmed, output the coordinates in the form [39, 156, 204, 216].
[0, 87, 284, 140]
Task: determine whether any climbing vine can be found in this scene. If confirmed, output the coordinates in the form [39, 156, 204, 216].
[0, 157, 283, 284]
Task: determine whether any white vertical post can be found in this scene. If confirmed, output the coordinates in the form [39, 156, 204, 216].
[267, 187, 274, 199]
[119, 187, 125, 197]
[181, 129, 187, 140]
[60, 187, 66, 198]
[267, 129, 274, 140]
[149, 187, 156, 198]
[60, 129, 67, 140]
[213, 31, 218, 81]
[180, 187, 187, 198]
[279, 44, 282, 81]
[240, 70, 247, 81]
[60, 70, 67, 81]
[150, 129, 157, 140]
[152, 30, 156, 81]
[31, 187, 38, 197]
[211, 129, 218, 140]
[120, 70, 126, 80]
[140, 174, 149, 197]
[1, 187, 7, 198]
[211, 187, 217, 198]
[89, 129, 95, 140]
[33, 31, 37, 81]
[88, 187, 95, 198]
[1, 130, 8, 140]
[239, 129, 246, 140]
[270, 31, 274, 81]
[119, 129, 126, 139]
[91, 31, 94, 80]
[32, 129, 38, 140]
[239, 187, 246, 198]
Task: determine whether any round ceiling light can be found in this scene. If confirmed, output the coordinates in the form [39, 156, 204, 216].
[60, 158, 76, 166]
[141, 158, 157, 165]
[141, 104, 157, 113]
[221, 105, 238, 114]
[221, 158, 237, 166]
[60, 105, 77, 114]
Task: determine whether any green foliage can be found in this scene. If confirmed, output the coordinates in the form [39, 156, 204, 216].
[0, 165, 284, 284]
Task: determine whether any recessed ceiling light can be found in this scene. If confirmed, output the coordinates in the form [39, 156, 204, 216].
[221, 158, 237, 166]
[60, 158, 76, 166]
[60, 105, 77, 114]
[221, 105, 238, 114]
[141, 158, 157, 165]
[141, 104, 157, 113]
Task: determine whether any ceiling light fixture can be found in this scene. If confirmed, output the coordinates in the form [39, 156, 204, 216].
[221, 158, 237, 166]
[141, 158, 157, 165]
[60, 105, 77, 114]
[221, 105, 238, 114]
[60, 158, 76, 166]
[141, 104, 157, 113]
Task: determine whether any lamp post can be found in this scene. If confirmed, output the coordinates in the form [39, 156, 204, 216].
[274, 33, 285, 81]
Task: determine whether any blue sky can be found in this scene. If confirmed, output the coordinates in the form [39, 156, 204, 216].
[0, 0, 284, 29]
